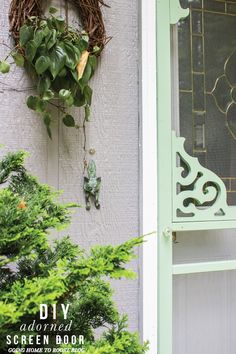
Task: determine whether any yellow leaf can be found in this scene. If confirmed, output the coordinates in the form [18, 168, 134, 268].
[77, 51, 89, 80]
[18, 200, 27, 210]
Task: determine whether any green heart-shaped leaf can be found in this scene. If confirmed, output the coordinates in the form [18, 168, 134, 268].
[49, 45, 66, 79]
[42, 90, 54, 101]
[43, 112, 51, 126]
[37, 76, 51, 95]
[25, 40, 37, 62]
[81, 31, 89, 43]
[61, 42, 81, 70]
[19, 25, 34, 47]
[63, 114, 75, 127]
[0, 61, 10, 74]
[54, 16, 65, 32]
[89, 55, 97, 71]
[35, 56, 51, 75]
[65, 95, 74, 107]
[74, 89, 85, 107]
[34, 30, 45, 47]
[58, 67, 67, 77]
[93, 45, 101, 54]
[27, 96, 46, 113]
[43, 113, 52, 139]
[59, 89, 71, 100]
[79, 63, 92, 88]
[49, 6, 58, 14]
[40, 20, 48, 28]
[46, 29, 57, 50]
[12, 53, 25, 67]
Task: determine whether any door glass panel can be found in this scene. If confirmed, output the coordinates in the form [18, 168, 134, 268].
[178, 0, 236, 205]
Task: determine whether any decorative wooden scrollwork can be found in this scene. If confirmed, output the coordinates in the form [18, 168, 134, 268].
[172, 132, 236, 222]
[169, 0, 189, 24]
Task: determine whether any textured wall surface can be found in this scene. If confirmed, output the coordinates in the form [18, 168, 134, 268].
[0, 0, 141, 333]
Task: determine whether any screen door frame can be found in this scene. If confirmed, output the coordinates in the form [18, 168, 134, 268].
[155, 1, 236, 354]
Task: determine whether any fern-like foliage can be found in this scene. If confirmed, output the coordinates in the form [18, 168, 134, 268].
[0, 151, 148, 353]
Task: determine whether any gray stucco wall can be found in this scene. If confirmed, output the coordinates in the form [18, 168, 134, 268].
[0, 0, 141, 333]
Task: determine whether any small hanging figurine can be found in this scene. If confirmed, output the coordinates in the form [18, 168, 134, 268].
[83, 160, 101, 211]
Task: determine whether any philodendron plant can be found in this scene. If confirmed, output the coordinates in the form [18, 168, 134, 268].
[0, 7, 99, 137]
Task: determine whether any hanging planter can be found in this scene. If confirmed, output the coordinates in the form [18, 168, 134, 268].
[0, 0, 110, 137]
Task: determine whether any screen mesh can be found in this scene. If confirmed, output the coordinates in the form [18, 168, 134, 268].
[178, 0, 236, 205]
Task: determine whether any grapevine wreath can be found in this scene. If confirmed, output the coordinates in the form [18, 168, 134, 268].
[0, 0, 110, 209]
[1, 0, 110, 136]
[9, 0, 108, 49]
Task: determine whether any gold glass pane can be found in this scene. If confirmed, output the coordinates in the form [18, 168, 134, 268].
[178, 0, 236, 205]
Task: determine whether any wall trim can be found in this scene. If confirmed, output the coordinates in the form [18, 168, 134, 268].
[141, 0, 158, 352]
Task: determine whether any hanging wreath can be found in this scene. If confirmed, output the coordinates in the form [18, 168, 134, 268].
[0, 0, 110, 137]
[0, 0, 110, 210]
[9, 0, 109, 49]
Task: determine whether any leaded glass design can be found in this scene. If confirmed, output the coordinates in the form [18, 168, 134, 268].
[178, 0, 236, 205]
